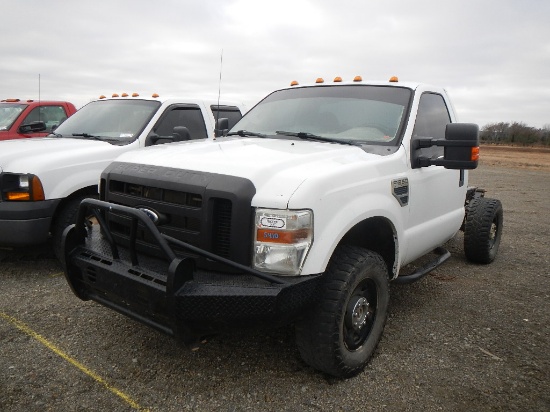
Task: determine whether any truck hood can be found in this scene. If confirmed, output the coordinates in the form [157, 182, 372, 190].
[0, 137, 137, 198]
[113, 137, 383, 208]
[0, 137, 132, 174]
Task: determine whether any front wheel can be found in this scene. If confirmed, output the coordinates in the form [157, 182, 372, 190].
[295, 245, 389, 378]
[464, 197, 503, 264]
[51, 194, 97, 262]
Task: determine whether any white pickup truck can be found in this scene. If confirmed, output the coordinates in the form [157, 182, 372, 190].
[63, 77, 503, 378]
[0, 94, 244, 258]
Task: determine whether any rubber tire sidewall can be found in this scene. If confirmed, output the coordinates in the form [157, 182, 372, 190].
[51, 194, 96, 262]
[295, 245, 389, 378]
[464, 197, 503, 264]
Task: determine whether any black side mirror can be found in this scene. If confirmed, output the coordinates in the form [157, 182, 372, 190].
[214, 118, 229, 137]
[413, 123, 479, 170]
[172, 126, 191, 142]
[19, 120, 47, 134]
[443, 123, 479, 169]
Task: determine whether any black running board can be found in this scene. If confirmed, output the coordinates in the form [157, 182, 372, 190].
[393, 247, 451, 284]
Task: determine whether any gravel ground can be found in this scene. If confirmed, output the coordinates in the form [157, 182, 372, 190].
[1, 162, 549, 412]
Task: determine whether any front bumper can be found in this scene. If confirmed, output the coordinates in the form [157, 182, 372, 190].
[63, 199, 321, 344]
[0, 199, 60, 246]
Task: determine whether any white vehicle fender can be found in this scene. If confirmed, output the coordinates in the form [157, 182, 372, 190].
[299, 191, 406, 276]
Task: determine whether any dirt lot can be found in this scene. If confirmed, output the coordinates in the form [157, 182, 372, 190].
[1, 146, 549, 411]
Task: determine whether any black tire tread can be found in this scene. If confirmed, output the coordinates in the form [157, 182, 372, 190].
[295, 245, 389, 378]
[464, 197, 503, 264]
[51, 194, 96, 261]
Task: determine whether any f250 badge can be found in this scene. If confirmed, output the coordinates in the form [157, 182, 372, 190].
[259, 216, 286, 229]
[392, 178, 409, 207]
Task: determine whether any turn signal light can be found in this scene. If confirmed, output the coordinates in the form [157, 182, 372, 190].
[471, 146, 480, 161]
[7, 192, 30, 201]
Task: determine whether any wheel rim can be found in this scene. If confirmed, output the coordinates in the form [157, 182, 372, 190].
[488, 216, 500, 249]
[344, 279, 377, 351]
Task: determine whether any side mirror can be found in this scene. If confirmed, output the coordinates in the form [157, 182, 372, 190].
[443, 123, 480, 169]
[19, 120, 47, 134]
[146, 126, 192, 146]
[172, 126, 190, 142]
[413, 123, 479, 170]
[214, 117, 229, 137]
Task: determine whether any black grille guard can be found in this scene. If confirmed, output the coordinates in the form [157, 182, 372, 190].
[61, 198, 325, 344]
[65, 198, 288, 286]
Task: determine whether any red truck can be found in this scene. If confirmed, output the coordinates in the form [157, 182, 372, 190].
[0, 99, 77, 140]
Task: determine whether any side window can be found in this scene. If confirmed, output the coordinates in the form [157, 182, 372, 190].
[412, 93, 451, 159]
[210, 105, 242, 129]
[154, 106, 208, 140]
[23, 106, 68, 132]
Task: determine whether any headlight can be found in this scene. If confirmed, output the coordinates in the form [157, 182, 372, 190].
[253, 208, 313, 276]
[0, 173, 45, 201]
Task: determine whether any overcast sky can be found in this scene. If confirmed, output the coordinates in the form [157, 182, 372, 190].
[2, 0, 549, 128]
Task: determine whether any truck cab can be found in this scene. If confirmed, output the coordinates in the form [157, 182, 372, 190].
[0, 93, 244, 257]
[0, 99, 77, 140]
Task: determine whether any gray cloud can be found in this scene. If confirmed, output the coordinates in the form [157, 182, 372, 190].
[2, 0, 549, 128]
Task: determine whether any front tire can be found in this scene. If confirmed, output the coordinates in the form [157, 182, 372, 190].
[295, 245, 389, 378]
[464, 197, 503, 264]
[51, 194, 96, 262]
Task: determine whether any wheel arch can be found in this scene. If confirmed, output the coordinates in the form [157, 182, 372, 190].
[337, 216, 398, 279]
[50, 185, 98, 228]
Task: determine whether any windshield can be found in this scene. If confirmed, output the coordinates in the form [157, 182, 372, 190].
[0, 103, 26, 131]
[231, 85, 412, 145]
[53, 99, 161, 143]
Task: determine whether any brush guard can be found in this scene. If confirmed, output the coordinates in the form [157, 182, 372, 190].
[62, 198, 320, 346]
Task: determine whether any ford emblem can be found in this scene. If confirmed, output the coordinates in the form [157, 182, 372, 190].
[138, 207, 160, 224]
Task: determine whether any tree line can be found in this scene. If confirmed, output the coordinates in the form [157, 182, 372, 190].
[480, 122, 550, 146]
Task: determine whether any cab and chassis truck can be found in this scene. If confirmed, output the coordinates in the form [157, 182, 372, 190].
[63, 77, 503, 378]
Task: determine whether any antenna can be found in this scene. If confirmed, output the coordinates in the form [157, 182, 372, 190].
[216, 49, 223, 125]
[38, 73, 42, 123]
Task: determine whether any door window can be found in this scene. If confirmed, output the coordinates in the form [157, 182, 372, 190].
[412, 93, 451, 159]
[154, 106, 208, 140]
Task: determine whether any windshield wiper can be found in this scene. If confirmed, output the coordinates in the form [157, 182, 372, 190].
[226, 130, 268, 138]
[275, 131, 361, 147]
[71, 133, 112, 141]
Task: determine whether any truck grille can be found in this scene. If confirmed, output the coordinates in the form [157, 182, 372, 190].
[100, 162, 256, 271]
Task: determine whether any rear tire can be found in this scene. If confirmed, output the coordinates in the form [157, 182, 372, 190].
[295, 245, 389, 378]
[464, 197, 503, 264]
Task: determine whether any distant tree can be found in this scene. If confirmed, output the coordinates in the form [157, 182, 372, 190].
[542, 124, 550, 146]
[480, 122, 510, 144]
[509, 122, 539, 146]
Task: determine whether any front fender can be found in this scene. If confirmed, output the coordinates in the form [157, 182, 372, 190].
[298, 191, 406, 275]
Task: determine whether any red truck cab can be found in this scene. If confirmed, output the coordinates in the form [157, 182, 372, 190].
[0, 99, 77, 140]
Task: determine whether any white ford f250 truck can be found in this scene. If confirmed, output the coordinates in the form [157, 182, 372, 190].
[0, 94, 244, 258]
[63, 77, 503, 378]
